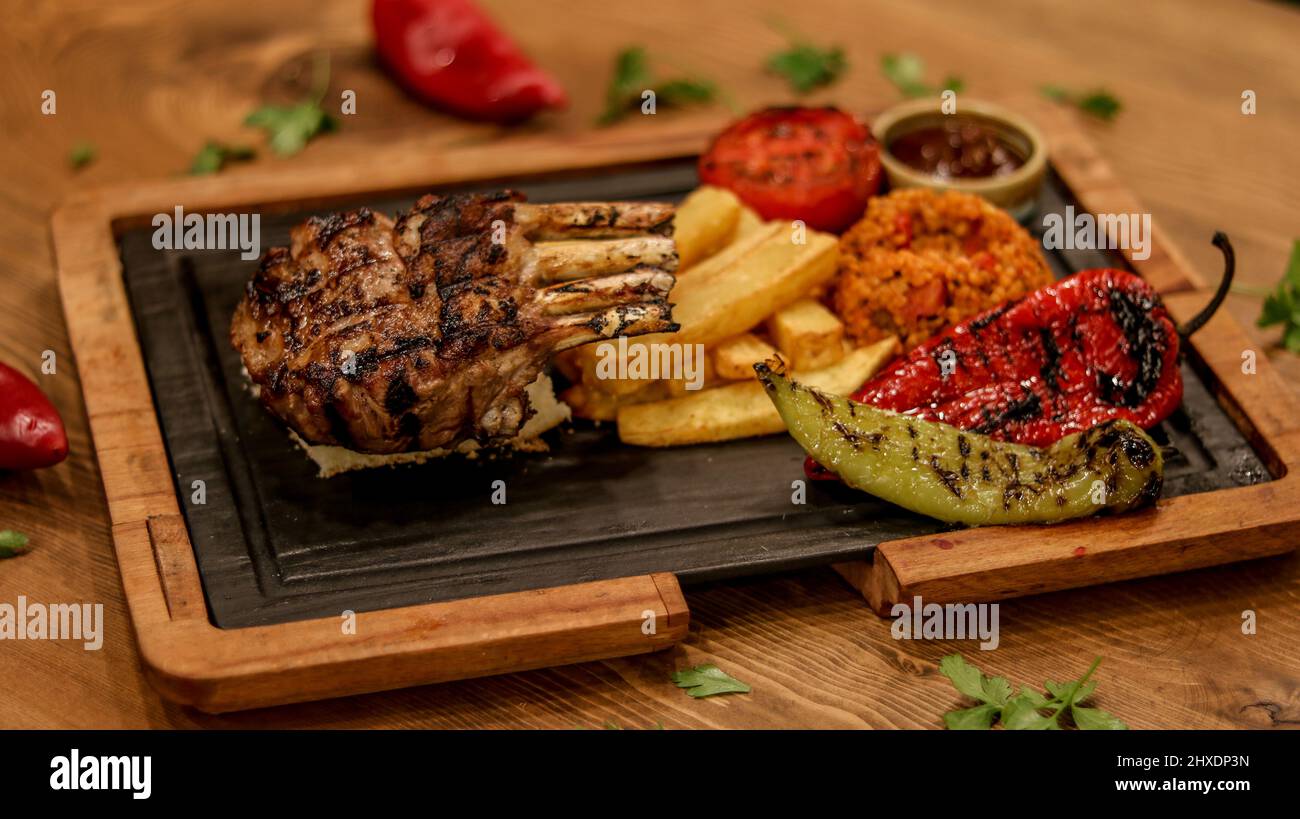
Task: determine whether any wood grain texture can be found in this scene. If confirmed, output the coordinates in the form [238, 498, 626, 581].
[2, 0, 1298, 729]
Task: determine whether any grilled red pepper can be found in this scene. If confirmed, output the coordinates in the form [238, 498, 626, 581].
[1, 362, 68, 471]
[372, 0, 568, 123]
[807, 233, 1235, 478]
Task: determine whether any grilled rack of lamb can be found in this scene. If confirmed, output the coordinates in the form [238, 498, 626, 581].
[231, 191, 678, 455]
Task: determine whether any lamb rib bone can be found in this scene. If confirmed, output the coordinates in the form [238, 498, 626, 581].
[229, 192, 679, 455]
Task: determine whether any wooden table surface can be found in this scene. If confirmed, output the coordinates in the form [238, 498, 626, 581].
[2, 0, 1298, 729]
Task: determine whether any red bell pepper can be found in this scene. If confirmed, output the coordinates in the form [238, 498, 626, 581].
[373, 0, 568, 123]
[806, 233, 1235, 478]
[1, 362, 68, 471]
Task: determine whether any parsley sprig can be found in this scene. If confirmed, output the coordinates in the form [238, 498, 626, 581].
[881, 52, 963, 98]
[1040, 85, 1123, 121]
[68, 142, 96, 170]
[189, 141, 256, 175]
[598, 47, 717, 125]
[671, 664, 751, 698]
[0, 530, 31, 558]
[245, 52, 338, 156]
[940, 654, 1127, 730]
[1238, 239, 1300, 353]
[765, 20, 845, 94]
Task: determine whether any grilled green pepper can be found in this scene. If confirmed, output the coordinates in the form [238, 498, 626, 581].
[756, 362, 1163, 526]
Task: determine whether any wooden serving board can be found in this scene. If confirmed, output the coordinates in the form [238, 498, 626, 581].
[53, 103, 1300, 711]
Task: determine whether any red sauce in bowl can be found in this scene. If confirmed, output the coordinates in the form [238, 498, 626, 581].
[888, 118, 1025, 179]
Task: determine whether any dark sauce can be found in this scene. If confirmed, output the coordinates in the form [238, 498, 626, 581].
[889, 119, 1025, 179]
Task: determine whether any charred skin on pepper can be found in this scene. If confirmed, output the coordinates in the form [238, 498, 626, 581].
[833, 232, 1234, 457]
[760, 361, 1164, 526]
[860, 268, 1181, 442]
[806, 265, 1192, 480]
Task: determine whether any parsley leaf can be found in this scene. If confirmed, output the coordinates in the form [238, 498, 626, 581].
[245, 53, 337, 156]
[1040, 85, 1123, 121]
[881, 52, 961, 99]
[1258, 290, 1293, 326]
[1077, 91, 1122, 121]
[1001, 688, 1058, 730]
[599, 47, 650, 124]
[598, 47, 717, 125]
[1286, 240, 1300, 289]
[767, 43, 846, 94]
[0, 530, 31, 558]
[1256, 240, 1300, 353]
[245, 102, 336, 157]
[1071, 704, 1129, 730]
[671, 664, 751, 698]
[655, 78, 718, 107]
[939, 653, 1011, 705]
[939, 654, 1127, 730]
[189, 141, 256, 175]
[943, 703, 1001, 730]
[69, 142, 96, 170]
[1046, 678, 1097, 703]
[882, 53, 927, 97]
[1286, 324, 1300, 354]
[1040, 84, 1070, 103]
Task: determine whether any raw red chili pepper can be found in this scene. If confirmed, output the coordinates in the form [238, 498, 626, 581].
[807, 233, 1235, 479]
[0, 362, 68, 470]
[372, 0, 568, 123]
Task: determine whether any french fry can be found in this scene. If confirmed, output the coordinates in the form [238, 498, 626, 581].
[582, 223, 839, 396]
[712, 333, 778, 381]
[767, 298, 845, 371]
[674, 186, 741, 270]
[667, 215, 778, 286]
[572, 225, 776, 397]
[616, 337, 900, 447]
[733, 205, 764, 239]
[562, 380, 671, 422]
[662, 352, 717, 397]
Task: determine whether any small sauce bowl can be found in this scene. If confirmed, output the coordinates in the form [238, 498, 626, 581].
[871, 98, 1047, 219]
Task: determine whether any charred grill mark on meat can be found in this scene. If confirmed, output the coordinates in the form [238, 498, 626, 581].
[231, 191, 678, 454]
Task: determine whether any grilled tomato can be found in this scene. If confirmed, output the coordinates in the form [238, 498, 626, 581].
[698, 107, 882, 233]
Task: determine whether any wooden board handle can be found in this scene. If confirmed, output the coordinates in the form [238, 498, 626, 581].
[836, 491, 1299, 615]
[139, 571, 689, 713]
[146, 514, 208, 621]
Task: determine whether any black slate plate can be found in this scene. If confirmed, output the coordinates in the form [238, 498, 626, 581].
[119, 161, 1270, 628]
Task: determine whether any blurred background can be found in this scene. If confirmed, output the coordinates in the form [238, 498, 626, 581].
[4, 0, 1298, 361]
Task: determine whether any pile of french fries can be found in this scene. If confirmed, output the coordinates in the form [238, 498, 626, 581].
[555, 186, 901, 447]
